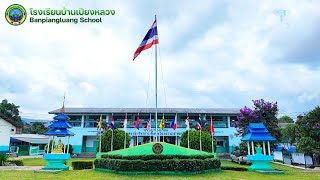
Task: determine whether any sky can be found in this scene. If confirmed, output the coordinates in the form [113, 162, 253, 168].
[0, 0, 319, 120]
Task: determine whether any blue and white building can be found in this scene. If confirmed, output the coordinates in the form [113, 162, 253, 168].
[48, 108, 241, 154]
[0, 113, 22, 153]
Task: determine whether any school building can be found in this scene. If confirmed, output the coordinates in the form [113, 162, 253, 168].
[48, 108, 242, 154]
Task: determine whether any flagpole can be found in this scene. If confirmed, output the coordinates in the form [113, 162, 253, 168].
[175, 113, 177, 146]
[111, 130, 114, 151]
[149, 113, 152, 142]
[187, 113, 190, 149]
[211, 116, 214, 153]
[124, 113, 127, 149]
[200, 129, 202, 151]
[155, 15, 158, 143]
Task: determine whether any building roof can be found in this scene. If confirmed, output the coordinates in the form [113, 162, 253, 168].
[48, 120, 72, 128]
[10, 134, 49, 144]
[0, 113, 23, 128]
[48, 107, 240, 115]
[241, 123, 276, 141]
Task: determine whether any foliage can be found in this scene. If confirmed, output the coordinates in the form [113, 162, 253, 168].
[94, 158, 220, 172]
[279, 124, 298, 145]
[101, 154, 215, 160]
[23, 122, 49, 134]
[236, 99, 281, 140]
[99, 129, 131, 152]
[72, 160, 94, 170]
[0, 99, 23, 126]
[7, 159, 24, 166]
[294, 106, 320, 165]
[180, 130, 216, 152]
[0, 153, 9, 166]
[278, 116, 294, 123]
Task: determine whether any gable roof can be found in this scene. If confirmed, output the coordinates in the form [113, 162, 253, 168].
[0, 113, 23, 128]
[241, 123, 276, 141]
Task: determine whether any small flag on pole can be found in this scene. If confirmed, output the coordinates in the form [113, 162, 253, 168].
[133, 19, 159, 61]
[109, 116, 115, 131]
[147, 116, 151, 131]
[170, 116, 177, 130]
[97, 114, 102, 130]
[135, 115, 140, 130]
[196, 115, 202, 130]
[124, 115, 127, 131]
[185, 115, 190, 130]
[210, 116, 214, 133]
[159, 115, 165, 129]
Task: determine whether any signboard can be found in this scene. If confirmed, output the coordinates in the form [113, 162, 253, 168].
[29, 146, 39, 155]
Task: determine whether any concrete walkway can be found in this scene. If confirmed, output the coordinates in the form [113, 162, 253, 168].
[0, 166, 44, 170]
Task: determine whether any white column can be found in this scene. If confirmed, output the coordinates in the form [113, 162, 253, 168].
[251, 141, 254, 155]
[247, 141, 250, 155]
[263, 141, 266, 155]
[227, 116, 231, 128]
[67, 137, 70, 154]
[81, 115, 85, 128]
[51, 136, 55, 153]
[267, 141, 271, 156]
[46, 137, 51, 154]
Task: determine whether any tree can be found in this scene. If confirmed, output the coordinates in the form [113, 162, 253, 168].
[180, 130, 216, 153]
[279, 123, 298, 145]
[0, 99, 23, 126]
[23, 122, 49, 134]
[236, 99, 281, 140]
[295, 106, 320, 165]
[278, 116, 294, 123]
[99, 129, 131, 152]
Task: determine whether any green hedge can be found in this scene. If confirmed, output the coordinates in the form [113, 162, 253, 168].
[7, 159, 24, 166]
[72, 160, 94, 170]
[94, 158, 220, 172]
[101, 154, 215, 160]
[221, 166, 248, 171]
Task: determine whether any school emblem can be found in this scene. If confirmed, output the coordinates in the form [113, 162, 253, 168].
[5, 4, 27, 26]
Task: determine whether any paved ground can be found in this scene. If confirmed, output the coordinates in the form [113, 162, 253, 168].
[0, 166, 44, 170]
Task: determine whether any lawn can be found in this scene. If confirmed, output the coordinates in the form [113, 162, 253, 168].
[0, 158, 316, 180]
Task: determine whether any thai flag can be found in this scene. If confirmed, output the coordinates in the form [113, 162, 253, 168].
[170, 116, 177, 130]
[109, 116, 115, 131]
[135, 116, 140, 130]
[196, 115, 202, 130]
[133, 19, 159, 61]
[123, 115, 127, 131]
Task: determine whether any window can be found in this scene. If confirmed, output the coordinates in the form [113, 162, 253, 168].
[217, 141, 224, 147]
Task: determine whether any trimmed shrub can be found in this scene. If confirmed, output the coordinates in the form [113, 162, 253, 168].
[95, 155, 221, 172]
[7, 159, 24, 166]
[0, 153, 9, 166]
[72, 160, 94, 170]
[101, 154, 215, 160]
[99, 129, 131, 152]
[180, 130, 217, 153]
[221, 166, 248, 171]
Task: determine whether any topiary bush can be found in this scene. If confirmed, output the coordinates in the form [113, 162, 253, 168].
[7, 159, 24, 166]
[72, 160, 94, 170]
[95, 154, 220, 172]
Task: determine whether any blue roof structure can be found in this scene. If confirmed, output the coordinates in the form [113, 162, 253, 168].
[44, 112, 74, 137]
[241, 123, 276, 141]
[286, 146, 296, 153]
[273, 146, 285, 151]
[53, 114, 71, 121]
[48, 120, 72, 128]
[44, 128, 75, 136]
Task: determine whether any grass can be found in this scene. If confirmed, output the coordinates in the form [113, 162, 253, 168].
[3, 158, 316, 180]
